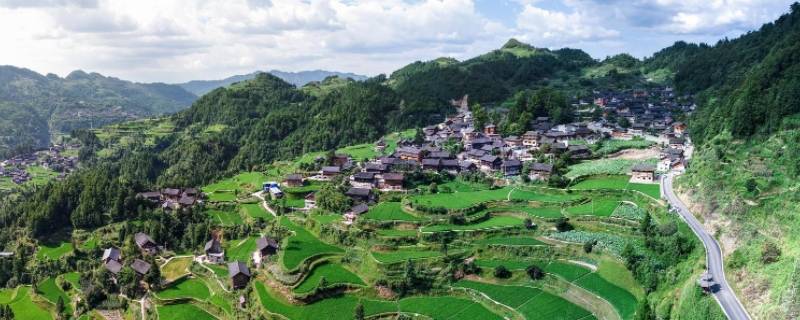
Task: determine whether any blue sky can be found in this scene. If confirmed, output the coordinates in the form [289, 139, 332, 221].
[0, 0, 795, 82]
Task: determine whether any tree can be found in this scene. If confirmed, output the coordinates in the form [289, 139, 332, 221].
[634, 299, 655, 320]
[428, 182, 438, 194]
[471, 103, 488, 131]
[554, 217, 573, 232]
[56, 296, 65, 315]
[413, 127, 425, 144]
[526, 265, 544, 280]
[316, 184, 352, 213]
[583, 240, 596, 253]
[494, 265, 511, 278]
[354, 302, 365, 320]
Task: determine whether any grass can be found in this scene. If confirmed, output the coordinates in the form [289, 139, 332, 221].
[454, 280, 592, 320]
[36, 277, 71, 314]
[570, 175, 661, 199]
[398, 296, 503, 320]
[280, 218, 344, 271]
[475, 236, 547, 246]
[421, 216, 524, 232]
[310, 213, 342, 224]
[574, 273, 638, 320]
[256, 282, 397, 319]
[565, 199, 620, 217]
[156, 278, 211, 301]
[544, 261, 592, 282]
[225, 237, 258, 262]
[206, 191, 236, 202]
[337, 143, 379, 160]
[36, 242, 72, 260]
[161, 256, 194, 282]
[293, 263, 366, 294]
[376, 229, 418, 238]
[489, 205, 564, 218]
[566, 159, 657, 179]
[62, 272, 81, 290]
[207, 209, 245, 226]
[8, 287, 53, 320]
[474, 258, 545, 270]
[594, 139, 654, 155]
[361, 202, 424, 222]
[371, 247, 443, 264]
[241, 203, 273, 220]
[157, 303, 216, 320]
[412, 187, 578, 210]
[207, 264, 229, 278]
[203, 171, 268, 194]
[0, 288, 15, 304]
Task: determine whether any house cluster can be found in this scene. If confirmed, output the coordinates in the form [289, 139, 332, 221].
[0, 146, 78, 185]
[101, 233, 160, 282]
[135, 188, 202, 210]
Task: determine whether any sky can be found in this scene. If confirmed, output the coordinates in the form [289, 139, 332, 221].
[0, 0, 795, 83]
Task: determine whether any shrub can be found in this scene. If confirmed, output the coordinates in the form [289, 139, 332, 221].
[761, 241, 781, 264]
[555, 217, 573, 232]
[526, 265, 544, 280]
[583, 240, 596, 253]
[493, 265, 511, 279]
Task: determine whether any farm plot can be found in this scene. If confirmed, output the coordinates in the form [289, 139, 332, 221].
[454, 280, 593, 320]
[241, 203, 273, 220]
[489, 205, 563, 218]
[376, 229, 418, 238]
[0, 288, 15, 304]
[36, 277, 71, 314]
[203, 172, 268, 194]
[362, 202, 424, 222]
[62, 272, 81, 290]
[225, 237, 258, 262]
[565, 199, 620, 217]
[156, 278, 211, 301]
[371, 247, 443, 264]
[421, 216, 524, 232]
[207, 209, 244, 226]
[566, 159, 656, 179]
[413, 187, 576, 210]
[280, 218, 345, 271]
[544, 261, 592, 282]
[293, 263, 365, 294]
[474, 259, 546, 271]
[161, 256, 194, 282]
[256, 282, 397, 320]
[594, 139, 654, 156]
[36, 242, 72, 260]
[570, 175, 661, 199]
[337, 143, 379, 160]
[157, 303, 217, 320]
[206, 191, 236, 202]
[574, 273, 638, 320]
[7, 287, 53, 320]
[475, 237, 547, 246]
[311, 213, 342, 224]
[398, 296, 503, 320]
[548, 231, 633, 256]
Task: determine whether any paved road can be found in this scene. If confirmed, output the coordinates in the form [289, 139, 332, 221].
[662, 174, 752, 320]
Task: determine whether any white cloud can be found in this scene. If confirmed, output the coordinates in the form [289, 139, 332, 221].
[515, 4, 619, 47]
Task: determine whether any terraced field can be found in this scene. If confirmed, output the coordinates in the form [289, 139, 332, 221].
[569, 175, 660, 199]
[241, 203, 273, 220]
[257, 283, 398, 319]
[412, 187, 578, 210]
[293, 263, 365, 294]
[6, 287, 53, 320]
[575, 273, 638, 320]
[36, 277, 71, 314]
[371, 247, 444, 264]
[162, 256, 194, 281]
[280, 218, 345, 270]
[36, 242, 72, 260]
[398, 296, 503, 320]
[454, 281, 593, 320]
[475, 236, 547, 246]
[421, 216, 524, 232]
[361, 202, 424, 222]
[156, 278, 211, 300]
[157, 303, 217, 320]
[225, 237, 258, 262]
[208, 209, 244, 226]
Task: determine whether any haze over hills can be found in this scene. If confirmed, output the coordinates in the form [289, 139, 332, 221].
[0, 66, 196, 157]
[176, 69, 368, 96]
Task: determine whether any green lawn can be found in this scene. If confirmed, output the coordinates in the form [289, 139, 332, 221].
[280, 218, 344, 271]
[8, 287, 53, 320]
[421, 216, 524, 232]
[208, 209, 244, 226]
[371, 247, 443, 264]
[475, 237, 547, 246]
[398, 296, 503, 320]
[36, 242, 73, 260]
[241, 203, 273, 220]
[454, 280, 593, 320]
[225, 237, 258, 262]
[256, 282, 397, 319]
[361, 202, 424, 222]
[293, 263, 365, 294]
[156, 278, 211, 301]
[157, 303, 216, 320]
[36, 277, 71, 314]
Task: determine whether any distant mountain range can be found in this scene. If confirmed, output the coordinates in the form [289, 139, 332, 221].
[176, 70, 368, 96]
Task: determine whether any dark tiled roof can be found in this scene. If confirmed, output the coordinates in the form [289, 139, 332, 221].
[228, 261, 251, 278]
[134, 233, 155, 248]
[631, 163, 656, 172]
[321, 166, 341, 173]
[102, 247, 121, 261]
[205, 239, 222, 254]
[382, 173, 404, 181]
[162, 188, 181, 196]
[353, 172, 376, 180]
[349, 203, 369, 215]
[346, 187, 371, 197]
[285, 173, 303, 181]
[532, 163, 553, 172]
[105, 259, 123, 274]
[256, 237, 279, 251]
[502, 159, 522, 167]
[131, 259, 152, 275]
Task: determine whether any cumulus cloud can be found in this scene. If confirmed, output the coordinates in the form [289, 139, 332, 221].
[515, 4, 620, 47]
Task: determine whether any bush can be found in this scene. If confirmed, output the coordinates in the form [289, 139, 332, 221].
[526, 265, 544, 280]
[493, 265, 511, 279]
[583, 240, 596, 253]
[761, 241, 781, 264]
[555, 217, 573, 232]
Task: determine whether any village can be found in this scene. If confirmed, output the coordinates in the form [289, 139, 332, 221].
[0, 143, 79, 187]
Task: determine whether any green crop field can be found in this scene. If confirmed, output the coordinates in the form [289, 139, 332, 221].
[566, 159, 657, 179]
[565, 199, 620, 217]
[0, 288, 15, 304]
[398, 296, 503, 320]
[156, 278, 211, 301]
[489, 205, 564, 218]
[454, 280, 593, 320]
[570, 175, 661, 199]
[157, 303, 216, 320]
[62, 272, 81, 290]
[376, 229, 418, 238]
[36, 242, 72, 260]
[293, 263, 365, 294]
[575, 273, 638, 320]
[207, 264, 229, 278]
[475, 236, 547, 246]
[225, 237, 258, 262]
[162, 256, 193, 281]
[474, 258, 545, 270]
[371, 247, 443, 264]
[362, 202, 424, 222]
[280, 218, 344, 271]
[36, 277, 71, 314]
[206, 191, 236, 202]
[544, 261, 592, 281]
[337, 143, 379, 160]
[455, 280, 542, 308]
[203, 171, 268, 193]
[594, 139, 654, 155]
[422, 216, 524, 232]
[241, 203, 273, 220]
[207, 209, 244, 226]
[412, 187, 578, 210]
[7, 287, 53, 320]
[310, 213, 342, 224]
[257, 282, 397, 319]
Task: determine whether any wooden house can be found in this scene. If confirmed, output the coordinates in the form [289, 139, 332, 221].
[529, 163, 553, 181]
[380, 173, 404, 190]
[630, 163, 656, 183]
[283, 174, 304, 188]
[134, 233, 159, 255]
[204, 239, 225, 264]
[131, 259, 152, 276]
[228, 261, 251, 289]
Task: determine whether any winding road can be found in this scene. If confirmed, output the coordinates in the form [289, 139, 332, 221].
[662, 173, 751, 320]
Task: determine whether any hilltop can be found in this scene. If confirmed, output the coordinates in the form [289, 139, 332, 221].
[176, 69, 368, 96]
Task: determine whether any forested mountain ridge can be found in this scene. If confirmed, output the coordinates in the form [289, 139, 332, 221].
[0, 66, 197, 157]
[176, 69, 368, 96]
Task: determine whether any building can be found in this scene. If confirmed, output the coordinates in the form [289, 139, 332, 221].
[421, 158, 441, 171]
[102, 247, 121, 263]
[350, 172, 376, 189]
[345, 187, 373, 203]
[344, 203, 369, 225]
[484, 124, 497, 135]
[501, 159, 522, 176]
[131, 259, 152, 276]
[395, 146, 423, 162]
[254, 236, 279, 266]
[380, 173, 404, 190]
[104, 259, 123, 276]
[228, 261, 251, 289]
[283, 174, 304, 188]
[479, 155, 502, 171]
[320, 166, 341, 178]
[204, 239, 225, 264]
[134, 233, 159, 255]
[304, 192, 317, 210]
[529, 163, 553, 181]
[630, 163, 656, 183]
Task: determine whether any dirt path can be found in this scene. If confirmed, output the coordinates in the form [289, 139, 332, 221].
[252, 191, 277, 217]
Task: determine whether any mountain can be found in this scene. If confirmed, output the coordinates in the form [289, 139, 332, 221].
[0, 66, 197, 157]
[177, 70, 368, 96]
